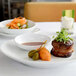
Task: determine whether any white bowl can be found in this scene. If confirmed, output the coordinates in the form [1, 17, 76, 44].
[0, 19, 38, 35]
[14, 33, 51, 51]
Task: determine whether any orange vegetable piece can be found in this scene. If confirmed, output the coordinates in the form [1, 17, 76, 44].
[6, 17, 26, 29]
[39, 47, 51, 61]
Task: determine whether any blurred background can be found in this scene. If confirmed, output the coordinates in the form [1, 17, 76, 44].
[0, 0, 75, 21]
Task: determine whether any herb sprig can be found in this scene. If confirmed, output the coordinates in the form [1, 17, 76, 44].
[54, 29, 73, 43]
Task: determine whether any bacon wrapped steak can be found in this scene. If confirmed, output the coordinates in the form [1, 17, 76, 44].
[51, 29, 74, 58]
[51, 40, 74, 57]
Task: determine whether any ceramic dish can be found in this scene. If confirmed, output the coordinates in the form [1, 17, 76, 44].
[14, 33, 51, 51]
[0, 40, 76, 68]
[0, 19, 39, 35]
[0, 32, 16, 37]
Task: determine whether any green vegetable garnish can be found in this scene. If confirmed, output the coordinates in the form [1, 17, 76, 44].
[26, 25, 28, 28]
[55, 29, 73, 43]
[19, 27, 22, 29]
[17, 23, 21, 27]
[52, 36, 55, 38]
[8, 26, 10, 29]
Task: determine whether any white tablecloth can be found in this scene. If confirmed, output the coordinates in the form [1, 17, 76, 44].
[0, 22, 76, 76]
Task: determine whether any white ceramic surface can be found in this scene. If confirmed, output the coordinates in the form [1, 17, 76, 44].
[0, 40, 76, 68]
[0, 19, 38, 35]
[0, 32, 17, 37]
[14, 33, 51, 51]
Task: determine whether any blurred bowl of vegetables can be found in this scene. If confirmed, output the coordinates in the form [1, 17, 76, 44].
[0, 17, 39, 35]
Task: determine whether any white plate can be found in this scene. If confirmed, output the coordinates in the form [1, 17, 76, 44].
[0, 19, 38, 35]
[0, 32, 17, 37]
[14, 33, 51, 51]
[0, 40, 76, 68]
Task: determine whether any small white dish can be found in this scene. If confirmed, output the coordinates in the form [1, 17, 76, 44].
[0, 40, 76, 68]
[14, 33, 51, 51]
[0, 19, 39, 35]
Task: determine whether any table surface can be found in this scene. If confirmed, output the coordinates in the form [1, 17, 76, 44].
[0, 22, 76, 76]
